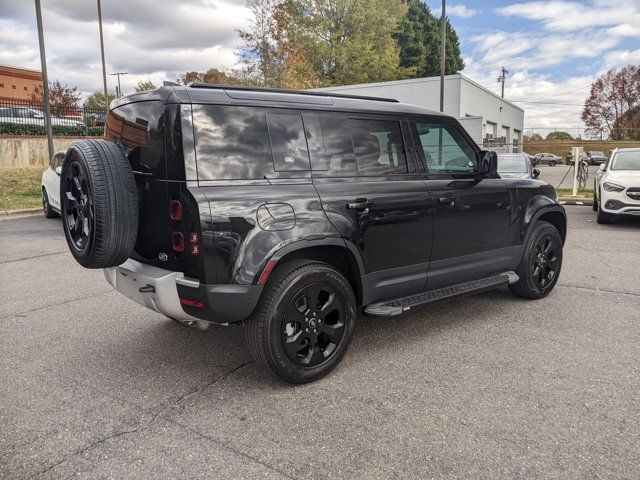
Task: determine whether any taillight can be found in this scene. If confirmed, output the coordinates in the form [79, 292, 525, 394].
[169, 200, 182, 221]
[172, 231, 184, 252]
[189, 232, 200, 256]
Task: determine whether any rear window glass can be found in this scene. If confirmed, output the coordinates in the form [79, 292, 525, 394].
[266, 114, 310, 171]
[350, 119, 407, 175]
[193, 105, 273, 180]
[304, 115, 356, 175]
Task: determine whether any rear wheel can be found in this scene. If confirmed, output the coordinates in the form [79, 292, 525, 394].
[509, 221, 563, 299]
[592, 185, 598, 211]
[42, 188, 58, 218]
[549, 160, 557, 167]
[246, 260, 356, 384]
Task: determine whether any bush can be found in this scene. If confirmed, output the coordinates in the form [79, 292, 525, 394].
[0, 122, 103, 137]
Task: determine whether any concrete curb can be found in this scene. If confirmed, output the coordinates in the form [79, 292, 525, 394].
[558, 197, 593, 206]
[0, 207, 42, 218]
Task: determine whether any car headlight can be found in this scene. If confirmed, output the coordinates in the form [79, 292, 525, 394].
[603, 182, 625, 192]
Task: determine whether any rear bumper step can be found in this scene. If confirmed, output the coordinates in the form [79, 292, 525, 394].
[364, 272, 519, 317]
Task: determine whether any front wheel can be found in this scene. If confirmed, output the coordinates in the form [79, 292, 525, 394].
[42, 188, 58, 218]
[246, 260, 356, 384]
[509, 221, 563, 299]
[549, 160, 557, 167]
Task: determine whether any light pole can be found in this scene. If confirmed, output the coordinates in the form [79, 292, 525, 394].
[35, 0, 53, 161]
[439, 0, 446, 113]
[97, 0, 108, 104]
[110, 72, 128, 97]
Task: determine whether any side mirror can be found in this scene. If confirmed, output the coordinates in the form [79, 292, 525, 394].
[479, 150, 498, 175]
[55, 166, 62, 175]
[532, 168, 540, 179]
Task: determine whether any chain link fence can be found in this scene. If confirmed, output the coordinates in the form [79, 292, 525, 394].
[0, 99, 106, 137]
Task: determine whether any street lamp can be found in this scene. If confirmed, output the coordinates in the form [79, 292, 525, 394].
[110, 72, 128, 97]
[35, 0, 54, 161]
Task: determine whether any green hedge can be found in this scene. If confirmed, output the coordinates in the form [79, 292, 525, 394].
[0, 123, 104, 137]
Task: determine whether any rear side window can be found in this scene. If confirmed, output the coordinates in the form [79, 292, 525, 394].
[412, 123, 476, 174]
[266, 114, 310, 171]
[304, 115, 356, 175]
[350, 119, 407, 175]
[193, 105, 273, 180]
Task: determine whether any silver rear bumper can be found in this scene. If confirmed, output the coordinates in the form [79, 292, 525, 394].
[103, 258, 200, 323]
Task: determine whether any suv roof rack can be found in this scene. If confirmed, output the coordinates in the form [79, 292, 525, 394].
[188, 83, 399, 103]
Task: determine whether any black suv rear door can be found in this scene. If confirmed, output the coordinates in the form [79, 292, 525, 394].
[409, 118, 511, 289]
[306, 113, 433, 305]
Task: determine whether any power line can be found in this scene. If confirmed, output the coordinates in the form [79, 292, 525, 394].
[508, 99, 587, 107]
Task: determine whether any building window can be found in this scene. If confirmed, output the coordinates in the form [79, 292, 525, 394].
[24, 86, 28, 91]
[0, 83, 4, 88]
[12, 85, 16, 89]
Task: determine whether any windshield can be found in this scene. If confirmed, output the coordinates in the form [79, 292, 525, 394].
[591, 151, 604, 156]
[611, 151, 640, 171]
[497, 154, 528, 173]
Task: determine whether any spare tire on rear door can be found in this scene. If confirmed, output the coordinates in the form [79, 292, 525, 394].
[61, 139, 138, 268]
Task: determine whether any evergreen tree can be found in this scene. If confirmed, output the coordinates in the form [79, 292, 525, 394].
[395, 0, 464, 78]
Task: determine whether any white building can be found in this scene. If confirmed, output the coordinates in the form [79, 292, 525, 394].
[314, 73, 525, 152]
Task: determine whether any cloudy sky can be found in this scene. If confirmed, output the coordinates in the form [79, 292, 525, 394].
[1, 0, 638, 133]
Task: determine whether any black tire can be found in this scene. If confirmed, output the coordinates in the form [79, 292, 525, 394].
[61, 140, 138, 268]
[596, 195, 613, 224]
[246, 260, 357, 384]
[549, 160, 556, 167]
[592, 184, 598, 211]
[509, 221, 563, 299]
[42, 188, 58, 218]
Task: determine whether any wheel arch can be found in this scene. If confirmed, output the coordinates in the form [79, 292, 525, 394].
[257, 239, 364, 306]
[523, 199, 567, 245]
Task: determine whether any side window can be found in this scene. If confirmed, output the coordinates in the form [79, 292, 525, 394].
[413, 123, 477, 174]
[350, 118, 407, 176]
[304, 115, 356, 176]
[193, 105, 272, 180]
[266, 114, 310, 171]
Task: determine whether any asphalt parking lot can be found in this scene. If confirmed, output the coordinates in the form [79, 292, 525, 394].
[1, 206, 639, 479]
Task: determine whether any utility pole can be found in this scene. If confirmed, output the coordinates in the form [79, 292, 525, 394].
[97, 0, 108, 104]
[439, 0, 446, 112]
[35, 0, 53, 161]
[110, 72, 128, 97]
[497, 66, 509, 98]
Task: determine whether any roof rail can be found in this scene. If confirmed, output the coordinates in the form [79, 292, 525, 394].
[189, 83, 399, 103]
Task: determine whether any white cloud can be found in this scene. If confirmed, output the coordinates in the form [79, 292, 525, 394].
[496, 0, 640, 34]
[0, 0, 250, 97]
[602, 48, 640, 70]
[433, 4, 479, 19]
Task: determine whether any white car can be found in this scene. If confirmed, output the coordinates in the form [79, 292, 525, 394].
[0, 107, 86, 131]
[41, 151, 66, 218]
[593, 148, 640, 223]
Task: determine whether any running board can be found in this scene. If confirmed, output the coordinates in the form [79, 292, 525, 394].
[364, 272, 519, 317]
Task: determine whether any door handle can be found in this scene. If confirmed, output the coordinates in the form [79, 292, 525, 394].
[438, 197, 456, 207]
[346, 199, 375, 210]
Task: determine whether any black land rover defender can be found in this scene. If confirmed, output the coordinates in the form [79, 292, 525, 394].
[60, 84, 566, 383]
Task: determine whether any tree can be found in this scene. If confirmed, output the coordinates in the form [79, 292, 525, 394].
[134, 79, 156, 92]
[30, 80, 81, 115]
[285, 0, 405, 86]
[177, 71, 204, 85]
[528, 133, 543, 141]
[582, 66, 640, 140]
[546, 131, 573, 141]
[395, 0, 464, 78]
[83, 91, 117, 111]
[237, 0, 280, 86]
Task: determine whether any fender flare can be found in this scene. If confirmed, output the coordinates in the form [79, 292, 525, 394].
[522, 196, 566, 242]
[253, 237, 365, 285]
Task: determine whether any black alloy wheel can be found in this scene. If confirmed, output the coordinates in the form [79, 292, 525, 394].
[62, 160, 94, 252]
[282, 282, 346, 367]
[530, 234, 560, 289]
[246, 260, 356, 384]
[509, 221, 563, 299]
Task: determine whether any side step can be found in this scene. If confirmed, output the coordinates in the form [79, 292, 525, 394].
[364, 272, 519, 317]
